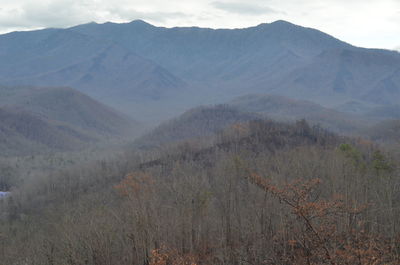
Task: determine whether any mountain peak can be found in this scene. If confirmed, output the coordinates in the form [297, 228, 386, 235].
[255, 20, 296, 28]
[128, 19, 154, 27]
[270, 20, 295, 25]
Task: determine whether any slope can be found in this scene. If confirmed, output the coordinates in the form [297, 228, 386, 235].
[70, 20, 400, 109]
[0, 28, 186, 117]
[269, 48, 400, 105]
[0, 107, 96, 156]
[0, 85, 141, 137]
[71, 20, 348, 83]
[1, 20, 400, 120]
[229, 94, 368, 133]
[134, 105, 261, 148]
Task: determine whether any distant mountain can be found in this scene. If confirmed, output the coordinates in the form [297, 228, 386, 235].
[1, 20, 399, 121]
[0, 107, 95, 156]
[0, 85, 142, 155]
[71, 20, 348, 83]
[134, 105, 260, 148]
[366, 119, 400, 145]
[0, 85, 138, 137]
[269, 48, 400, 105]
[63, 20, 400, 115]
[365, 104, 400, 120]
[70, 20, 400, 106]
[0, 28, 186, 119]
[228, 94, 368, 133]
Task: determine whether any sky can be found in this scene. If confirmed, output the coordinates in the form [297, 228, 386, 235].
[0, 0, 399, 50]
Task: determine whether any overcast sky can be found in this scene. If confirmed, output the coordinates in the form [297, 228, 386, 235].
[0, 0, 399, 50]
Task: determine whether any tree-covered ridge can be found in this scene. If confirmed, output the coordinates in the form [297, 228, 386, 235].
[1, 118, 398, 264]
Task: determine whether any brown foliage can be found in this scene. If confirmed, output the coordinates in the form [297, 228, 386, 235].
[247, 173, 399, 265]
[149, 245, 199, 265]
[114, 172, 155, 197]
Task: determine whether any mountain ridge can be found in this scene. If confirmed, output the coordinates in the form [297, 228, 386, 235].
[0, 85, 143, 155]
[0, 20, 399, 121]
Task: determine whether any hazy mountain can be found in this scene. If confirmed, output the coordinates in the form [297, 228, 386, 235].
[269, 48, 400, 105]
[134, 105, 260, 148]
[228, 94, 368, 133]
[0, 107, 95, 156]
[366, 119, 400, 146]
[0, 85, 138, 137]
[365, 104, 400, 120]
[71, 20, 349, 84]
[70, 20, 400, 106]
[1, 20, 399, 121]
[0, 28, 186, 117]
[0, 85, 143, 155]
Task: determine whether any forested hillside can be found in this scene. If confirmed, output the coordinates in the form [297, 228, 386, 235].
[0, 85, 141, 156]
[1, 118, 399, 264]
[229, 94, 368, 133]
[133, 105, 260, 148]
[0, 107, 97, 155]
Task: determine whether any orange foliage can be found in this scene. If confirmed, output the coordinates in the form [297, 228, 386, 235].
[231, 122, 249, 135]
[247, 173, 399, 265]
[149, 245, 199, 265]
[114, 172, 155, 197]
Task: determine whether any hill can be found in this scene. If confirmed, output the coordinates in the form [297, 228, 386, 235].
[4, 115, 400, 264]
[366, 119, 400, 144]
[0, 85, 138, 137]
[228, 94, 368, 133]
[0, 85, 142, 155]
[0, 107, 96, 156]
[133, 105, 260, 148]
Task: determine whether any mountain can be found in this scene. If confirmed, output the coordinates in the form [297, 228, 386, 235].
[0, 107, 95, 156]
[366, 119, 400, 145]
[365, 104, 400, 120]
[228, 94, 368, 133]
[71, 20, 348, 84]
[0, 85, 138, 137]
[0, 85, 142, 155]
[269, 48, 400, 105]
[1, 20, 399, 121]
[0, 28, 186, 119]
[70, 20, 400, 111]
[134, 105, 260, 148]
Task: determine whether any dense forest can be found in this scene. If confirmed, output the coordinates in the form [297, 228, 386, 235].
[1, 116, 399, 264]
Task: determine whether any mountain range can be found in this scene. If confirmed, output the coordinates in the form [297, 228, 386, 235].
[0, 20, 399, 122]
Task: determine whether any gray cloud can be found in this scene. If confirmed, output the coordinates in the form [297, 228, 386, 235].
[107, 7, 189, 23]
[0, 0, 95, 30]
[211, 1, 282, 15]
[0, 0, 189, 32]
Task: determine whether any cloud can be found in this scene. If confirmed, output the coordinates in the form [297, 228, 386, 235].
[211, 1, 282, 15]
[0, 0, 96, 31]
[107, 6, 189, 23]
[0, 0, 190, 32]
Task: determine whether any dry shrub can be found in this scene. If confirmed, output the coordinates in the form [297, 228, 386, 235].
[247, 173, 399, 265]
